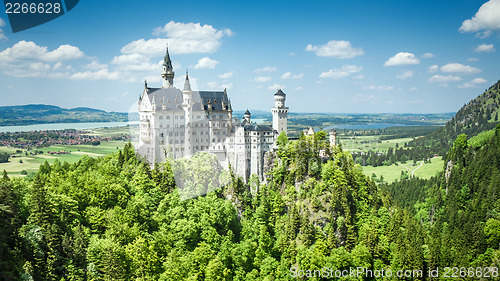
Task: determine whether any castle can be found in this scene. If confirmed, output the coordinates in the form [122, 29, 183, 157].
[137, 48, 289, 181]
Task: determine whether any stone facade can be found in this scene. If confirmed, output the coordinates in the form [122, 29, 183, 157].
[137, 49, 288, 182]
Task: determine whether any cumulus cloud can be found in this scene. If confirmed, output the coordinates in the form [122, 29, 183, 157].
[459, 0, 500, 35]
[280, 72, 303, 79]
[206, 81, 233, 90]
[0, 41, 84, 63]
[121, 21, 232, 56]
[268, 83, 285, 91]
[252, 76, 271, 83]
[428, 75, 462, 83]
[396, 70, 414, 79]
[86, 58, 108, 70]
[0, 18, 6, 40]
[384, 52, 420, 66]
[422, 52, 435, 58]
[193, 57, 219, 69]
[475, 43, 495, 53]
[218, 71, 233, 79]
[70, 69, 121, 80]
[319, 64, 362, 79]
[254, 66, 277, 73]
[440, 63, 481, 74]
[458, 77, 488, 88]
[429, 64, 439, 73]
[305, 40, 364, 59]
[362, 85, 394, 91]
[0, 41, 85, 78]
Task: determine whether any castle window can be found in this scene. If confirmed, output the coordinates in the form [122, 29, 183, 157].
[166, 115, 170, 119]
[159, 116, 163, 120]
[175, 115, 178, 119]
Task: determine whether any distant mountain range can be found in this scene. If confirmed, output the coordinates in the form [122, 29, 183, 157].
[0, 104, 130, 126]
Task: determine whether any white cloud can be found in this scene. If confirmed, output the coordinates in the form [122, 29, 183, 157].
[252, 76, 271, 83]
[268, 83, 285, 91]
[70, 69, 121, 80]
[86, 58, 108, 70]
[206, 81, 233, 90]
[319, 64, 362, 79]
[396, 70, 414, 79]
[409, 87, 418, 91]
[468, 57, 479, 62]
[193, 57, 219, 69]
[0, 18, 6, 40]
[294, 86, 303, 91]
[422, 52, 435, 58]
[280, 72, 303, 79]
[471, 77, 487, 84]
[475, 43, 495, 53]
[362, 85, 394, 91]
[306, 40, 364, 59]
[429, 64, 439, 73]
[110, 53, 158, 72]
[428, 75, 462, 83]
[459, 0, 500, 34]
[384, 52, 420, 66]
[476, 30, 493, 38]
[0, 41, 84, 63]
[44, 45, 84, 61]
[458, 77, 488, 88]
[121, 21, 232, 57]
[218, 71, 233, 79]
[254, 66, 276, 73]
[440, 63, 481, 74]
[0, 41, 85, 78]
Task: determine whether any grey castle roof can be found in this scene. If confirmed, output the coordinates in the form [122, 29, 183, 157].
[274, 89, 286, 96]
[144, 87, 231, 112]
[163, 48, 173, 70]
[244, 109, 251, 115]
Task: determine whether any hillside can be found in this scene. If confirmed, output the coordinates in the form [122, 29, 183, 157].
[0, 104, 128, 126]
[408, 80, 500, 156]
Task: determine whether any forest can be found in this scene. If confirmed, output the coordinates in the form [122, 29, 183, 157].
[1, 122, 499, 280]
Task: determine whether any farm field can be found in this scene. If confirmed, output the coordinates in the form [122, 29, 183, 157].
[362, 156, 444, 183]
[339, 135, 414, 153]
[0, 140, 127, 176]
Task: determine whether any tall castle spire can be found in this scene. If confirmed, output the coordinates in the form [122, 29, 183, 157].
[183, 70, 192, 92]
[161, 46, 175, 88]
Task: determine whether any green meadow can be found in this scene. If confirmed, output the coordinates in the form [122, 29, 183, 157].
[1, 140, 127, 176]
[362, 156, 444, 183]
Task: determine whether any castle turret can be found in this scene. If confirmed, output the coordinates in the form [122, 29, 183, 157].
[271, 89, 288, 134]
[161, 47, 175, 88]
[244, 109, 251, 123]
[182, 71, 194, 156]
[329, 129, 337, 146]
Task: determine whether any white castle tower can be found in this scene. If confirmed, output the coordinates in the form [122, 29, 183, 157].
[271, 89, 289, 134]
[161, 47, 174, 88]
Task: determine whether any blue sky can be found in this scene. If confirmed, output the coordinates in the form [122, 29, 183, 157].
[0, 0, 499, 113]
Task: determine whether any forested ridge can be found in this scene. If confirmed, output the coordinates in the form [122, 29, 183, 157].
[407, 80, 500, 157]
[1, 124, 500, 280]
